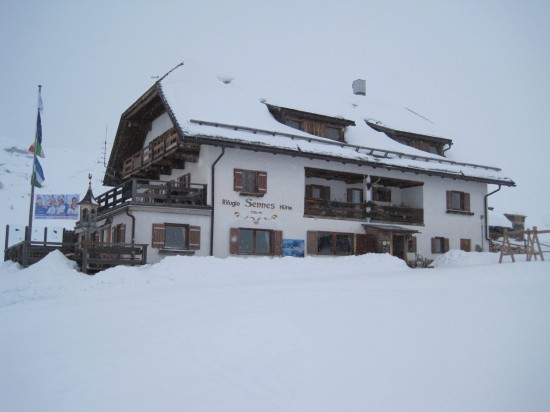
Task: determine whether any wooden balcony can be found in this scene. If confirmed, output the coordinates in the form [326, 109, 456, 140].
[304, 199, 366, 220]
[304, 199, 423, 224]
[122, 128, 200, 180]
[370, 204, 423, 225]
[96, 179, 208, 212]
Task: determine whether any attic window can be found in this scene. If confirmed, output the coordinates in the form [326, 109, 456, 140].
[324, 127, 341, 141]
[285, 119, 301, 130]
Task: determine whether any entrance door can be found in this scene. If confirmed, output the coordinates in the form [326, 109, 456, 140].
[392, 235, 406, 260]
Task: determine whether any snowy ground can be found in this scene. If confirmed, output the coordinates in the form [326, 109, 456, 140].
[1, 251, 549, 412]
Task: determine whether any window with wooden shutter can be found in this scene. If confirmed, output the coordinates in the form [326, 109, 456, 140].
[189, 226, 200, 250]
[234, 169, 244, 192]
[431, 237, 449, 254]
[230, 228, 281, 256]
[347, 188, 363, 203]
[307, 231, 318, 255]
[152, 224, 165, 248]
[118, 224, 126, 243]
[446, 191, 473, 214]
[272, 230, 283, 256]
[230, 228, 239, 254]
[258, 172, 267, 195]
[234, 169, 267, 196]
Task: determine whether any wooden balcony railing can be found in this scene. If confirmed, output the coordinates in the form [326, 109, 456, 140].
[304, 199, 366, 220]
[304, 199, 423, 224]
[96, 179, 208, 212]
[370, 204, 424, 224]
[122, 128, 200, 180]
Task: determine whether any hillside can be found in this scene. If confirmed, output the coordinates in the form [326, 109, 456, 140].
[0, 136, 106, 244]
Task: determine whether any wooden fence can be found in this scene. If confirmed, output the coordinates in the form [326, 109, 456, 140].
[499, 227, 549, 263]
[4, 240, 148, 274]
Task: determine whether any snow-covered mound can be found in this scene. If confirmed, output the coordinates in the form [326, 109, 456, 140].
[433, 249, 501, 267]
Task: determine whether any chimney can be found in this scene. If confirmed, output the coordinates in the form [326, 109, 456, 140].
[352, 79, 366, 96]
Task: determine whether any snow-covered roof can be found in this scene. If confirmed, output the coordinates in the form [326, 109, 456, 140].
[156, 61, 513, 186]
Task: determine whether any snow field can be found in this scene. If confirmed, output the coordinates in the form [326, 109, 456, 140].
[1, 251, 549, 412]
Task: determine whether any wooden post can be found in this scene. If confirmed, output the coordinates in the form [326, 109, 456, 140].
[499, 229, 515, 263]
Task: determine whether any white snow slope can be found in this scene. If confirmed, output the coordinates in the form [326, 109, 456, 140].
[1, 251, 549, 412]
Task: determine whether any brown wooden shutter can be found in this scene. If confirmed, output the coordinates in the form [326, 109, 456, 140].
[322, 186, 330, 201]
[463, 193, 470, 212]
[446, 191, 452, 209]
[189, 226, 200, 250]
[444, 238, 450, 252]
[152, 224, 165, 248]
[258, 172, 267, 195]
[305, 185, 313, 199]
[111, 227, 116, 243]
[307, 231, 318, 255]
[347, 188, 352, 203]
[119, 224, 126, 243]
[355, 234, 367, 255]
[234, 169, 243, 192]
[431, 237, 436, 253]
[230, 228, 239, 254]
[272, 230, 283, 256]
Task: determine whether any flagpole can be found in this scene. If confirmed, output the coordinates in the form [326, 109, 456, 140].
[27, 85, 42, 242]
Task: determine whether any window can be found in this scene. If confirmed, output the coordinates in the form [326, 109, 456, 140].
[324, 127, 342, 141]
[230, 228, 282, 256]
[285, 119, 301, 130]
[306, 184, 330, 200]
[446, 191, 472, 214]
[111, 224, 126, 243]
[373, 187, 391, 203]
[152, 223, 200, 251]
[307, 231, 355, 255]
[234, 169, 267, 196]
[347, 188, 363, 204]
[431, 237, 449, 254]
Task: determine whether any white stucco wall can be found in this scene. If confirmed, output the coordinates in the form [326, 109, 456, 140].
[143, 112, 173, 147]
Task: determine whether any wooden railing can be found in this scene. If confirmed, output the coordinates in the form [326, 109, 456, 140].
[304, 199, 366, 220]
[122, 128, 200, 180]
[370, 204, 424, 225]
[4, 241, 77, 268]
[304, 199, 423, 224]
[4, 241, 147, 273]
[79, 242, 147, 274]
[96, 179, 208, 212]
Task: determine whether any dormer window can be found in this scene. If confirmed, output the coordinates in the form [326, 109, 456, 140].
[285, 119, 301, 130]
[324, 127, 341, 141]
[267, 104, 355, 143]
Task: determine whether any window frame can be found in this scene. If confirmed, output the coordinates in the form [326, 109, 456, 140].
[372, 187, 392, 203]
[152, 223, 200, 252]
[230, 228, 283, 256]
[431, 237, 449, 254]
[446, 190, 473, 215]
[307, 231, 357, 256]
[234, 169, 267, 197]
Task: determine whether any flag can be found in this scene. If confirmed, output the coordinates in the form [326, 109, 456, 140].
[32, 157, 45, 188]
[28, 90, 45, 158]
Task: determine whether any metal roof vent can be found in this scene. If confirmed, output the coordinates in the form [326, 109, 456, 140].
[352, 79, 366, 96]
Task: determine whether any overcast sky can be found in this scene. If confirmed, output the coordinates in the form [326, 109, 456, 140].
[1, 0, 549, 225]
